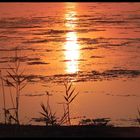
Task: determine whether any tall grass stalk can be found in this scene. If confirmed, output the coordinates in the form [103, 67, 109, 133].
[0, 70, 6, 124]
[137, 106, 140, 125]
[63, 81, 79, 125]
[6, 48, 27, 125]
[39, 92, 57, 126]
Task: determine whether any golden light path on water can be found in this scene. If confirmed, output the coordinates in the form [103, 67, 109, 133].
[64, 6, 80, 74]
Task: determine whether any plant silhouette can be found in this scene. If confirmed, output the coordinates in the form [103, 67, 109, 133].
[3, 48, 28, 125]
[62, 81, 79, 125]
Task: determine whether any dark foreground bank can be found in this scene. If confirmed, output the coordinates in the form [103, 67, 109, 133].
[0, 124, 140, 137]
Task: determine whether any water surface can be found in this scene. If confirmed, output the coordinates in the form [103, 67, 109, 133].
[0, 2, 140, 126]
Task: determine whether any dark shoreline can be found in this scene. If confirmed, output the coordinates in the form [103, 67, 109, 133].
[0, 124, 140, 137]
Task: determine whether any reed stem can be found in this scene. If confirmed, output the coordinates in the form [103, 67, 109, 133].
[0, 70, 6, 124]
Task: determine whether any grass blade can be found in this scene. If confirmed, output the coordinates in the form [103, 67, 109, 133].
[68, 88, 75, 99]
[69, 92, 79, 104]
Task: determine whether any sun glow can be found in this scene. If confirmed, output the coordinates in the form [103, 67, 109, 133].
[64, 6, 80, 74]
[65, 32, 79, 73]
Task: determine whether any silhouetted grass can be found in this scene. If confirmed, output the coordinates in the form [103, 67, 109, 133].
[2, 48, 28, 125]
[136, 107, 140, 125]
[32, 81, 79, 126]
[62, 81, 79, 125]
[0, 70, 6, 124]
[39, 92, 58, 126]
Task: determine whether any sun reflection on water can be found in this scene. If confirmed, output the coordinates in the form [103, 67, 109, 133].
[64, 6, 80, 74]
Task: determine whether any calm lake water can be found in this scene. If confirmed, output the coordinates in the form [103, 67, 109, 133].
[0, 2, 140, 126]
